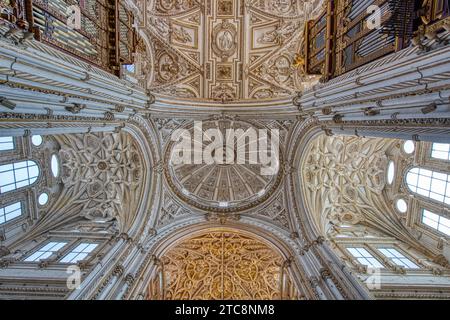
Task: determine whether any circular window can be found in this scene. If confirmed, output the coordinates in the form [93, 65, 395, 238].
[396, 199, 408, 213]
[403, 140, 415, 154]
[51, 154, 59, 177]
[38, 193, 49, 206]
[387, 161, 395, 185]
[31, 135, 43, 146]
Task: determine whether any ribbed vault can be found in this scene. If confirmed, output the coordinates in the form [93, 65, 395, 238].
[297, 132, 449, 266]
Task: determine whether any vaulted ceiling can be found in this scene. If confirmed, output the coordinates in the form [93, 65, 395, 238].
[157, 231, 287, 300]
[139, 0, 319, 101]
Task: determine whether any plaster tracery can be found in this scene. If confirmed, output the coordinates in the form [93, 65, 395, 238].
[254, 191, 290, 229]
[301, 134, 394, 235]
[52, 132, 146, 233]
[157, 190, 196, 227]
[296, 132, 450, 296]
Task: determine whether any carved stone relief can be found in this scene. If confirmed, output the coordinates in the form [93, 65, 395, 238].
[164, 119, 282, 212]
[55, 132, 145, 233]
[154, 231, 288, 300]
[140, 0, 317, 100]
[300, 134, 394, 234]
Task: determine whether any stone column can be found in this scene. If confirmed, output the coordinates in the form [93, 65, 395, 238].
[320, 268, 344, 300]
[96, 265, 125, 300]
[309, 276, 327, 300]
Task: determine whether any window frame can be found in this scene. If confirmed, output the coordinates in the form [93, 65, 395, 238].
[421, 209, 450, 237]
[430, 143, 450, 162]
[376, 247, 420, 269]
[23, 240, 68, 262]
[59, 242, 100, 264]
[405, 166, 450, 206]
[0, 201, 23, 225]
[0, 160, 41, 195]
[346, 246, 385, 269]
[0, 136, 15, 152]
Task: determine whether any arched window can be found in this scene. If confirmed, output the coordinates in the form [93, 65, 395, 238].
[406, 167, 450, 205]
[0, 160, 39, 194]
[0, 136, 14, 151]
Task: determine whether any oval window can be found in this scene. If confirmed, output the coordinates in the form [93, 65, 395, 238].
[51, 154, 59, 177]
[387, 161, 395, 185]
[38, 193, 49, 206]
[396, 199, 408, 213]
[403, 140, 415, 154]
[31, 135, 43, 146]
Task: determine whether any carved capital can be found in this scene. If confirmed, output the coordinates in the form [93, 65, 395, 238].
[309, 276, 320, 287]
[321, 125, 333, 137]
[320, 268, 332, 280]
[363, 108, 380, 116]
[321, 107, 332, 115]
[0, 246, 10, 258]
[115, 105, 125, 113]
[148, 228, 157, 237]
[104, 111, 115, 121]
[292, 92, 302, 108]
[113, 265, 125, 277]
[65, 103, 86, 114]
[332, 114, 344, 124]
[125, 274, 135, 285]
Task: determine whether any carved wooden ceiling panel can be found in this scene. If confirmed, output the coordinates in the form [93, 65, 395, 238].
[142, 0, 317, 101]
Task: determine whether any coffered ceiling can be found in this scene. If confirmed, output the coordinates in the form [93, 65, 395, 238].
[140, 0, 319, 102]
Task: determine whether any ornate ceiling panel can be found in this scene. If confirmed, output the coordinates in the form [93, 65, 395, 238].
[159, 231, 285, 300]
[297, 134, 450, 272]
[56, 132, 145, 233]
[164, 119, 282, 212]
[142, 0, 318, 101]
[301, 134, 394, 235]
